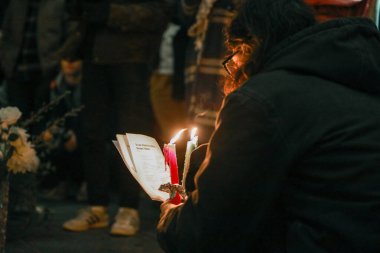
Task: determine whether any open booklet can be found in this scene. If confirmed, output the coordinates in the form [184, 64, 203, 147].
[113, 133, 171, 202]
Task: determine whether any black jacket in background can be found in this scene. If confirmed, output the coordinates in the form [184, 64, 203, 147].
[60, 0, 170, 64]
[0, 0, 77, 78]
[157, 18, 380, 253]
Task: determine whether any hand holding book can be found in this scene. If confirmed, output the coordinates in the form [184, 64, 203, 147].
[113, 133, 170, 202]
[113, 129, 198, 202]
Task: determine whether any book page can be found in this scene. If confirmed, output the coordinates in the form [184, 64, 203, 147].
[126, 133, 171, 202]
[115, 135, 139, 180]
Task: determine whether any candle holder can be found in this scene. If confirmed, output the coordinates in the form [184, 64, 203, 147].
[159, 183, 187, 201]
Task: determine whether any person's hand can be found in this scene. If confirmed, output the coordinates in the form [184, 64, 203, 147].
[160, 200, 182, 219]
[157, 200, 183, 232]
[82, 1, 110, 24]
[64, 131, 77, 152]
[61, 59, 82, 75]
[41, 129, 54, 144]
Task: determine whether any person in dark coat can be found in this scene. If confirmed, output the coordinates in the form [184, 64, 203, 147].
[0, 0, 77, 116]
[156, 0, 380, 252]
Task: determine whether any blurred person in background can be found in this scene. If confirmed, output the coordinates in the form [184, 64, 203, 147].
[149, 1, 189, 170]
[39, 59, 85, 202]
[0, 0, 77, 119]
[179, 0, 242, 143]
[150, 21, 187, 144]
[61, 0, 171, 236]
[0, 1, 6, 106]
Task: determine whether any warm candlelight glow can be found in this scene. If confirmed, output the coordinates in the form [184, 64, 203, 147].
[169, 128, 187, 144]
[182, 127, 199, 191]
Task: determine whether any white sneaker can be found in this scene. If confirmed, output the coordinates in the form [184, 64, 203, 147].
[110, 207, 140, 236]
[63, 206, 109, 232]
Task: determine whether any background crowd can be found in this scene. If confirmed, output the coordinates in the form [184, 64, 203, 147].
[0, 0, 379, 250]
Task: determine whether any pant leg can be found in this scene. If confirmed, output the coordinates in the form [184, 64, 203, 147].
[108, 63, 155, 208]
[81, 62, 110, 206]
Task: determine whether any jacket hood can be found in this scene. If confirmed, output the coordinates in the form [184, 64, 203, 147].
[264, 18, 380, 93]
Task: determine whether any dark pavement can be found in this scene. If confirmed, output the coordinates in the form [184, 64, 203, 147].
[5, 195, 165, 253]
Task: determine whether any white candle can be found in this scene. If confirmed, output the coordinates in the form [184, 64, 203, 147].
[182, 128, 198, 190]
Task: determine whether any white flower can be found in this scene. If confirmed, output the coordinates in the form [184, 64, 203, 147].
[0, 107, 22, 125]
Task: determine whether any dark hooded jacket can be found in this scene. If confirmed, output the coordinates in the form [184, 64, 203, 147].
[157, 18, 380, 253]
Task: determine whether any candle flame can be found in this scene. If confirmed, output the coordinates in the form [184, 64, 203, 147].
[190, 128, 197, 140]
[170, 128, 186, 144]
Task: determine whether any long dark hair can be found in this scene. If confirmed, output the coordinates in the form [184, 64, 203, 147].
[223, 0, 316, 94]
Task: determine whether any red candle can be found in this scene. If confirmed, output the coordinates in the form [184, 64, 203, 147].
[163, 129, 186, 204]
[163, 144, 181, 204]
